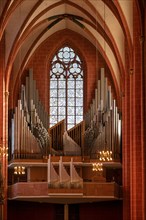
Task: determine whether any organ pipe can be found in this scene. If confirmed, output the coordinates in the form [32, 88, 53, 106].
[84, 68, 122, 160]
[10, 69, 50, 159]
[10, 67, 121, 160]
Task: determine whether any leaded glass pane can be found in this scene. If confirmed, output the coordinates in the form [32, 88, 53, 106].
[76, 89, 83, 97]
[52, 62, 64, 74]
[68, 89, 74, 97]
[50, 74, 56, 79]
[50, 107, 57, 115]
[68, 124, 74, 129]
[59, 107, 65, 115]
[77, 75, 82, 79]
[50, 80, 57, 88]
[76, 56, 80, 62]
[50, 90, 57, 98]
[76, 80, 83, 88]
[50, 115, 58, 124]
[52, 56, 57, 62]
[70, 51, 75, 59]
[58, 89, 65, 97]
[68, 115, 75, 123]
[70, 63, 78, 74]
[59, 115, 65, 121]
[58, 98, 66, 106]
[68, 98, 75, 106]
[64, 47, 70, 52]
[50, 98, 57, 106]
[67, 107, 75, 115]
[60, 74, 65, 79]
[76, 107, 83, 115]
[59, 80, 66, 88]
[63, 51, 70, 59]
[68, 74, 73, 78]
[76, 116, 83, 123]
[68, 80, 74, 88]
[76, 98, 83, 106]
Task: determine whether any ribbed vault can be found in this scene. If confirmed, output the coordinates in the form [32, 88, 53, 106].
[0, 0, 133, 101]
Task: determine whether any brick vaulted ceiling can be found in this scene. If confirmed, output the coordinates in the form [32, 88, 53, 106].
[0, 0, 133, 96]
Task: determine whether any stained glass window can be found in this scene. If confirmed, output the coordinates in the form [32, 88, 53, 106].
[50, 46, 83, 129]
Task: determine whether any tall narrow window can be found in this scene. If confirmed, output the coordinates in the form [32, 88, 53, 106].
[50, 46, 83, 129]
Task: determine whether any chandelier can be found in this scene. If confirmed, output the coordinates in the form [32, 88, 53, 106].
[14, 166, 25, 175]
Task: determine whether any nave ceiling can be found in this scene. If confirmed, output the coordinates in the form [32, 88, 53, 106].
[0, 0, 133, 98]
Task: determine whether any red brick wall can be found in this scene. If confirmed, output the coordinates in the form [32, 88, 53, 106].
[0, 35, 4, 139]
[144, 6, 146, 220]
[0, 34, 8, 220]
[122, 1, 146, 220]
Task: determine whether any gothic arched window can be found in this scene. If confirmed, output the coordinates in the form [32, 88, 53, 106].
[50, 46, 83, 129]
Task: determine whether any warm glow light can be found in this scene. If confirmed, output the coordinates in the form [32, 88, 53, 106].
[14, 166, 25, 175]
[99, 151, 113, 161]
[0, 146, 8, 157]
[92, 163, 103, 172]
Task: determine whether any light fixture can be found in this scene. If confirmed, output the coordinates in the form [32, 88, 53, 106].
[14, 166, 25, 175]
[0, 138, 8, 157]
[92, 162, 103, 172]
[0, 145, 8, 157]
[99, 150, 112, 161]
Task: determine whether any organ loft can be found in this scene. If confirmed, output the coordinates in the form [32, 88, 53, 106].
[0, 1, 145, 220]
[8, 66, 122, 217]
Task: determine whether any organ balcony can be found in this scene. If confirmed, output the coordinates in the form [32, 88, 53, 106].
[8, 156, 122, 204]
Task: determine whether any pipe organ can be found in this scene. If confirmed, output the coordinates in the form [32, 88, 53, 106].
[48, 120, 85, 156]
[8, 67, 122, 205]
[10, 69, 50, 159]
[47, 155, 83, 189]
[9, 67, 121, 160]
[84, 68, 122, 160]
[48, 119, 65, 152]
[67, 121, 85, 151]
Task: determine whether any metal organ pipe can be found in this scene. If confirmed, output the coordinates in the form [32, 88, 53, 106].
[84, 68, 122, 160]
[10, 69, 50, 159]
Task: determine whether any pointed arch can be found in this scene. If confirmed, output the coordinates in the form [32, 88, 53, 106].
[49, 45, 84, 129]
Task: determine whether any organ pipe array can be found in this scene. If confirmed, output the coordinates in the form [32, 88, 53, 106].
[9, 67, 121, 160]
[10, 69, 50, 159]
[48, 119, 85, 156]
[47, 155, 83, 188]
[84, 68, 122, 159]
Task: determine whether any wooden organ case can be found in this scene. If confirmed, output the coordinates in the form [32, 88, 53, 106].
[8, 68, 122, 204]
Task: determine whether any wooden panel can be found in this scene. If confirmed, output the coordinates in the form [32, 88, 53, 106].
[48, 120, 65, 151]
[67, 121, 85, 149]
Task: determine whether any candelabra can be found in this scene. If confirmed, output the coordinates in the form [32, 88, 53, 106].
[14, 166, 25, 175]
[92, 162, 103, 172]
[0, 145, 8, 157]
[99, 150, 112, 161]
